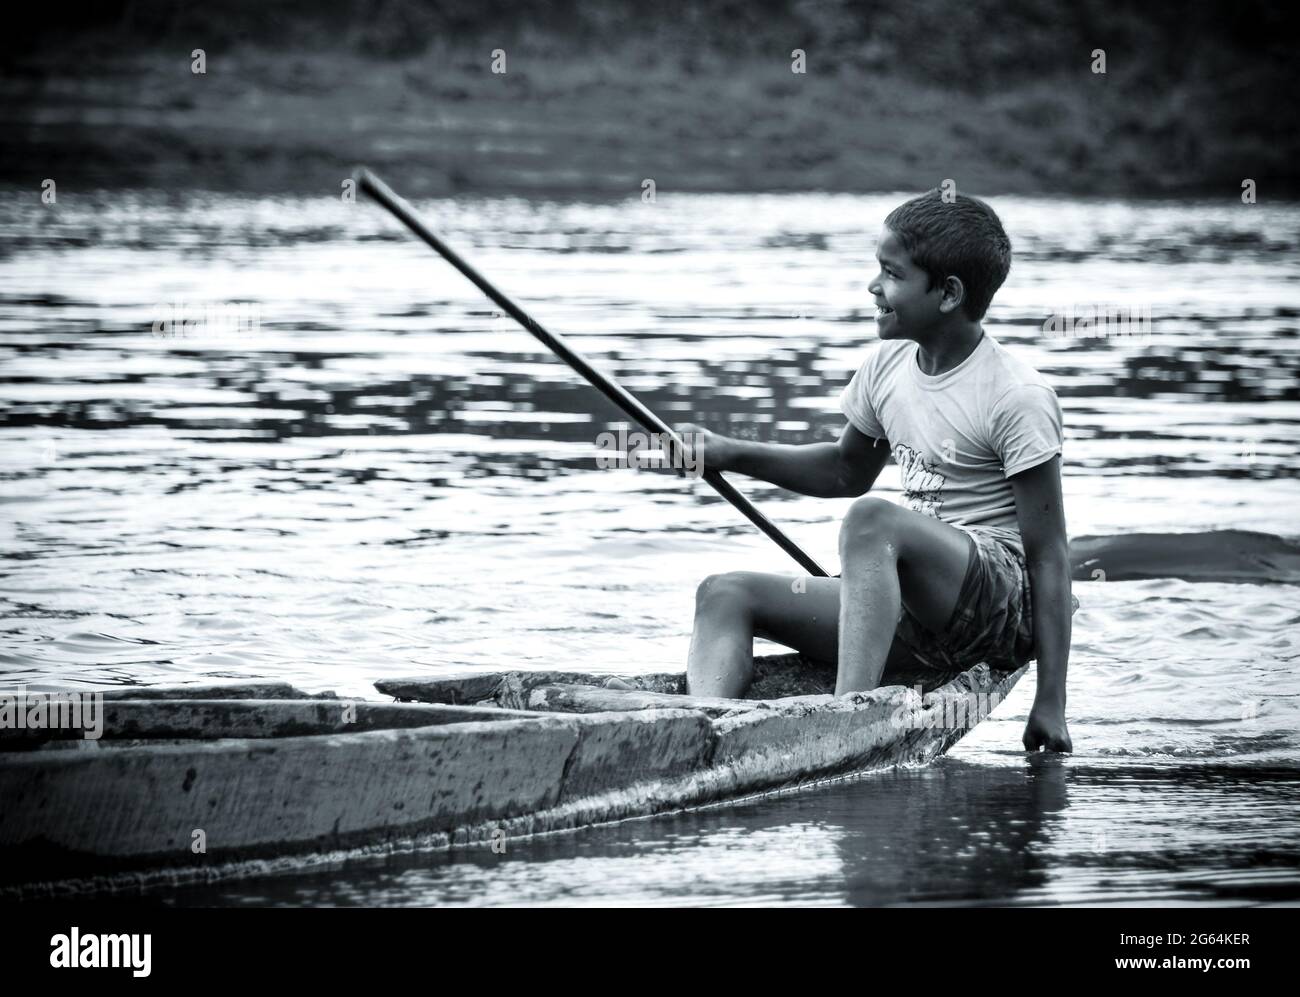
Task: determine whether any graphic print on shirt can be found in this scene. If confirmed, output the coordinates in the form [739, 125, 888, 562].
[891, 443, 946, 518]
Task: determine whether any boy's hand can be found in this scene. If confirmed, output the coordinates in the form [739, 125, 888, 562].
[1023, 701, 1072, 753]
[672, 423, 728, 475]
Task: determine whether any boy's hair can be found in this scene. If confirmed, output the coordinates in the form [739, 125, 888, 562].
[884, 190, 1012, 321]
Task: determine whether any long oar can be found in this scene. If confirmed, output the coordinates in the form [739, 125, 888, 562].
[355, 168, 828, 577]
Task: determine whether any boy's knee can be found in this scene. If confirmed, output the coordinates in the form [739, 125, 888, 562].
[839, 497, 898, 552]
[695, 572, 755, 612]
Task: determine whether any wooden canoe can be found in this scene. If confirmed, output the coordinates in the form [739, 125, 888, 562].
[0, 654, 1025, 897]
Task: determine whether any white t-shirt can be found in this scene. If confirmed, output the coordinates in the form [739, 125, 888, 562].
[838, 333, 1063, 550]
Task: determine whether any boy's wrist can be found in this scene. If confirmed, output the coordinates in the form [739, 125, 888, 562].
[706, 433, 739, 472]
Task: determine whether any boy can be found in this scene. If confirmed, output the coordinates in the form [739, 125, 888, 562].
[680, 189, 1073, 753]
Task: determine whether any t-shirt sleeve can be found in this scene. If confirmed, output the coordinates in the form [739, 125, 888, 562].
[838, 348, 888, 440]
[991, 384, 1064, 477]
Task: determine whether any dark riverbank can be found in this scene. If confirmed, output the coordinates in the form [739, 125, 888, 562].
[3, 0, 1296, 199]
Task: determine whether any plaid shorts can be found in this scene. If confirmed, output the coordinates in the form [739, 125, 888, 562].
[891, 526, 1036, 682]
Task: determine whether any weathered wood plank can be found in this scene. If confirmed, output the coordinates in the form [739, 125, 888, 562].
[1, 682, 319, 703]
[373, 651, 966, 708]
[712, 663, 1026, 792]
[524, 684, 759, 717]
[96, 682, 320, 701]
[556, 710, 714, 803]
[0, 708, 718, 881]
[374, 671, 507, 705]
[679, 663, 1027, 800]
[0, 717, 583, 869]
[0, 699, 544, 748]
[713, 690, 919, 788]
[376, 670, 684, 706]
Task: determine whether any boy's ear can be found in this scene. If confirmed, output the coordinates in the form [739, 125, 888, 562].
[937, 275, 966, 315]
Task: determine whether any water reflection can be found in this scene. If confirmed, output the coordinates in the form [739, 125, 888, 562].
[143, 755, 1300, 907]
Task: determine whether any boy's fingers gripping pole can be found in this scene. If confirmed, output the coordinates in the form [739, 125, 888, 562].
[354, 167, 828, 577]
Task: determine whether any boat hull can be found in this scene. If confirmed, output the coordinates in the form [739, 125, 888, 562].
[0, 655, 1025, 896]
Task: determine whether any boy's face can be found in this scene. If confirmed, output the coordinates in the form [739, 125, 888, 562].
[868, 227, 943, 340]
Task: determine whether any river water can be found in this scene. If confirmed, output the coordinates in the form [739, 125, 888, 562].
[1, 190, 1298, 905]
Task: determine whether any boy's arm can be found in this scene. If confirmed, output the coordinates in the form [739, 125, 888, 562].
[679, 423, 889, 498]
[1009, 455, 1073, 753]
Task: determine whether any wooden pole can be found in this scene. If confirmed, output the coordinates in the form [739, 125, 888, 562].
[355, 168, 828, 577]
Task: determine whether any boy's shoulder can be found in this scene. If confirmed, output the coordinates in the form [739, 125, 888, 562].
[980, 336, 1058, 401]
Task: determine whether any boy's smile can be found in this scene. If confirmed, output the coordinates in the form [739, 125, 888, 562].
[869, 227, 940, 341]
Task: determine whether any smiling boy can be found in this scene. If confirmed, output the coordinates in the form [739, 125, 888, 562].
[681, 189, 1073, 753]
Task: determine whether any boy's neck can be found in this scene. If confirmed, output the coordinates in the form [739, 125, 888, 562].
[911, 321, 985, 376]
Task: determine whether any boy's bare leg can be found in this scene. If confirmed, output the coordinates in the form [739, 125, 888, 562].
[688, 499, 973, 698]
[836, 497, 974, 695]
[686, 572, 917, 698]
[687, 573, 842, 697]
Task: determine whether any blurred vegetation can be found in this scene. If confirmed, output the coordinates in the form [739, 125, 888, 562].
[4, 0, 1296, 196]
